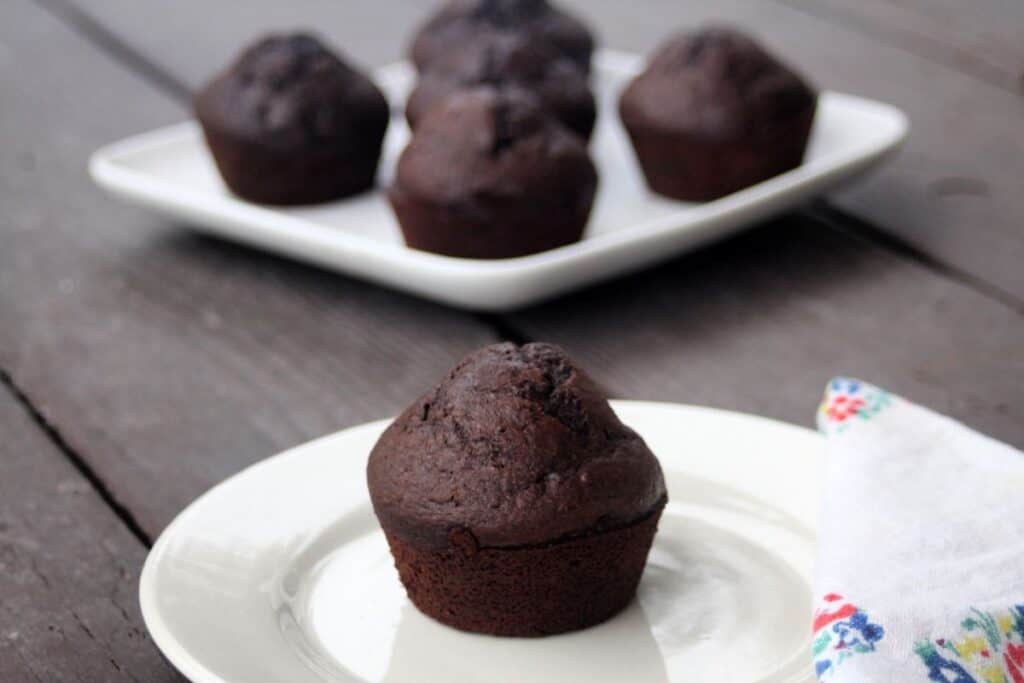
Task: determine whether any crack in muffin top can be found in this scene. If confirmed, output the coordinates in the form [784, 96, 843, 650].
[367, 343, 666, 549]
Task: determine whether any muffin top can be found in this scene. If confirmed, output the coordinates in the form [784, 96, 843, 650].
[367, 343, 667, 549]
[410, 0, 594, 74]
[406, 32, 595, 139]
[195, 33, 389, 151]
[392, 87, 596, 207]
[619, 26, 816, 140]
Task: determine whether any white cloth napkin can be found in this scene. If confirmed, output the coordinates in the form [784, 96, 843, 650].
[812, 378, 1024, 682]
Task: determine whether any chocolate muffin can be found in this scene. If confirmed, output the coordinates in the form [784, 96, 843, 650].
[195, 33, 389, 205]
[411, 0, 594, 74]
[367, 342, 667, 637]
[619, 27, 817, 201]
[388, 87, 597, 259]
[406, 33, 596, 141]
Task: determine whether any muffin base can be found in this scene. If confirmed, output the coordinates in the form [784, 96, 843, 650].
[384, 506, 663, 637]
[200, 126, 383, 206]
[387, 186, 594, 259]
[622, 107, 816, 202]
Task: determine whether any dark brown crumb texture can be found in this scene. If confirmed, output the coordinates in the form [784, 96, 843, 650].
[619, 26, 817, 201]
[195, 33, 389, 205]
[410, 0, 595, 74]
[388, 88, 597, 258]
[406, 32, 596, 140]
[385, 507, 664, 637]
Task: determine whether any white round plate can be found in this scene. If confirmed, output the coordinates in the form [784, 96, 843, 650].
[141, 401, 823, 682]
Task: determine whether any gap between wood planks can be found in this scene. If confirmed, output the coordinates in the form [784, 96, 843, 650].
[773, 0, 1023, 96]
[809, 201, 1024, 315]
[32, 0, 190, 101]
[0, 369, 153, 548]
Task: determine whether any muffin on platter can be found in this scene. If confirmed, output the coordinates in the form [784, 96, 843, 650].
[195, 33, 389, 205]
[619, 26, 817, 201]
[389, 87, 597, 258]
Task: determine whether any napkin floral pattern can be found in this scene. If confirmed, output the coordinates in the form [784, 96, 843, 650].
[813, 378, 1024, 682]
[813, 594, 886, 677]
[914, 606, 1024, 683]
[818, 377, 891, 434]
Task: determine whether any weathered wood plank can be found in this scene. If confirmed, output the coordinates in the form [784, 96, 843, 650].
[57, 0, 1024, 300]
[38, 0, 427, 82]
[0, 1, 496, 540]
[510, 212, 1024, 448]
[0, 383, 182, 682]
[778, 0, 1024, 93]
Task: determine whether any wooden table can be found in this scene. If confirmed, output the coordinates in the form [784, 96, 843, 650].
[2, 1, 1022, 679]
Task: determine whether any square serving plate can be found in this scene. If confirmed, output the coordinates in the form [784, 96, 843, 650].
[90, 50, 907, 312]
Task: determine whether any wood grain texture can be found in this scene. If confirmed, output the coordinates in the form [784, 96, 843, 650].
[0, 1, 496, 539]
[511, 212, 1024, 448]
[39, 0, 429, 83]
[56, 0, 1024, 299]
[778, 0, 1024, 93]
[0, 384, 182, 682]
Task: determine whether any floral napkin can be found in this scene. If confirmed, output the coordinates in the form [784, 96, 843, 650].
[812, 378, 1024, 682]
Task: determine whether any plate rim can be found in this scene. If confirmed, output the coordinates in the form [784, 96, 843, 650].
[139, 399, 822, 683]
[89, 50, 909, 311]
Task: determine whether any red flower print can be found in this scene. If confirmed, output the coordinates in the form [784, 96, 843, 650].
[827, 395, 865, 423]
[1005, 642, 1024, 683]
